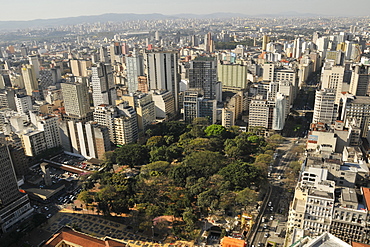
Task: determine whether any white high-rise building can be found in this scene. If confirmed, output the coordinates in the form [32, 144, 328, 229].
[126, 50, 144, 94]
[313, 88, 337, 125]
[273, 92, 286, 131]
[321, 64, 345, 104]
[14, 94, 32, 114]
[91, 63, 116, 107]
[144, 51, 180, 111]
[35, 115, 61, 149]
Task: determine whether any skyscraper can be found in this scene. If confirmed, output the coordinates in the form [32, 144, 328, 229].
[21, 64, 38, 96]
[126, 50, 144, 94]
[91, 63, 117, 107]
[189, 57, 221, 101]
[61, 81, 91, 119]
[144, 51, 180, 111]
[0, 143, 33, 232]
[28, 55, 40, 78]
[313, 88, 337, 125]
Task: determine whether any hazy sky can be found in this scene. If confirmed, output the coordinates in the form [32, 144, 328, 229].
[2, 0, 369, 21]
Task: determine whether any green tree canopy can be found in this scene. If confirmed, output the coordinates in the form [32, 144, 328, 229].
[114, 144, 149, 167]
[204, 124, 227, 137]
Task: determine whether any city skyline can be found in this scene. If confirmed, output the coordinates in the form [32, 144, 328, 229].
[1, 0, 369, 21]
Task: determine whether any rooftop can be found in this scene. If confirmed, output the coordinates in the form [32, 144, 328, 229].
[43, 227, 126, 247]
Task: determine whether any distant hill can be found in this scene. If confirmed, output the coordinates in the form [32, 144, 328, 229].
[0, 12, 329, 31]
[172, 12, 250, 19]
[0, 13, 172, 30]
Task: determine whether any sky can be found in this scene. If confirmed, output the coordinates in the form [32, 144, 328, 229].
[1, 0, 369, 21]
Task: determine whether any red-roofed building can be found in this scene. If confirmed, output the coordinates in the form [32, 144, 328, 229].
[43, 227, 126, 247]
[352, 242, 370, 247]
[362, 187, 370, 211]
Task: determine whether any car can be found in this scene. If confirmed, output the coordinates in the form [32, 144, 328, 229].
[270, 206, 273, 211]
[261, 217, 266, 223]
[270, 215, 274, 221]
[44, 206, 49, 211]
[263, 224, 268, 229]
[46, 214, 52, 218]
[264, 233, 269, 238]
[258, 243, 263, 247]
[268, 201, 272, 207]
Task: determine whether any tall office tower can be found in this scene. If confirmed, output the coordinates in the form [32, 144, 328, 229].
[21, 64, 38, 96]
[91, 63, 116, 107]
[120, 93, 155, 131]
[293, 37, 303, 59]
[111, 42, 122, 56]
[70, 60, 91, 77]
[93, 103, 138, 145]
[122, 42, 129, 55]
[0, 89, 16, 111]
[151, 90, 176, 120]
[183, 89, 217, 124]
[341, 94, 370, 137]
[144, 51, 180, 111]
[204, 32, 214, 52]
[61, 81, 91, 118]
[312, 31, 321, 44]
[191, 35, 199, 46]
[51, 66, 62, 83]
[69, 121, 110, 159]
[0, 143, 33, 232]
[28, 55, 40, 78]
[189, 57, 221, 101]
[272, 92, 286, 131]
[93, 105, 117, 144]
[248, 96, 275, 131]
[321, 64, 345, 104]
[154, 31, 160, 41]
[349, 65, 369, 96]
[126, 50, 144, 94]
[22, 130, 47, 156]
[114, 105, 138, 145]
[267, 82, 279, 101]
[3, 135, 29, 178]
[39, 69, 54, 90]
[14, 94, 32, 114]
[99, 46, 109, 63]
[313, 88, 337, 125]
[35, 115, 61, 149]
[262, 63, 275, 82]
[217, 64, 248, 90]
[262, 35, 270, 51]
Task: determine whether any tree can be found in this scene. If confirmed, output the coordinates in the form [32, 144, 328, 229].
[141, 161, 170, 177]
[268, 134, 285, 144]
[204, 125, 227, 137]
[146, 136, 166, 149]
[255, 153, 273, 165]
[182, 151, 227, 179]
[183, 138, 213, 154]
[114, 144, 149, 167]
[78, 191, 93, 204]
[235, 188, 257, 206]
[218, 161, 261, 190]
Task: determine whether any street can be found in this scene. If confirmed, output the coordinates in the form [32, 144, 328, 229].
[249, 138, 303, 247]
